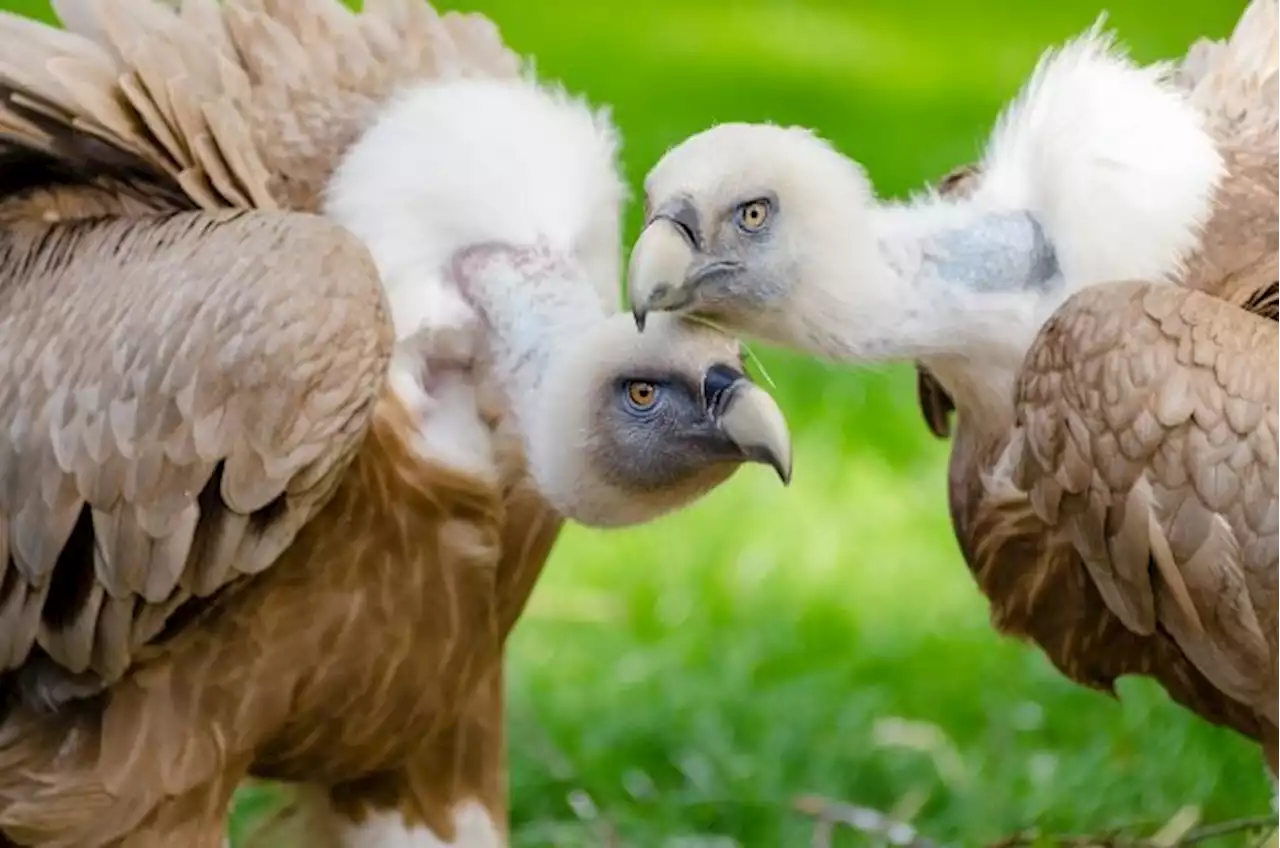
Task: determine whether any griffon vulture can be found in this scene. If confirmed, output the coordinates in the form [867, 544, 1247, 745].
[0, 1, 794, 846]
[627, 1, 1279, 774]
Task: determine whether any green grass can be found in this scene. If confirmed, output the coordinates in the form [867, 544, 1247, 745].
[4, 0, 1273, 845]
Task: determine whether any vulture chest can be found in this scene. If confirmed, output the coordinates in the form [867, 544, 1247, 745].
[165, 403, 512, 784]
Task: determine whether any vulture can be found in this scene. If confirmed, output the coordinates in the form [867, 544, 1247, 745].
[628, 0, 1279, 776]
[0, 1, 794, 846]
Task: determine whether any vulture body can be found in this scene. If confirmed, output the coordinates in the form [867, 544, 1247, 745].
[0, 1, 794, 846]
[628, 0, 1279, 774]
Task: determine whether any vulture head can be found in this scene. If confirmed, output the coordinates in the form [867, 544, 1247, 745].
[325, 76, 792, 528]
[627, 30, 1225, 420]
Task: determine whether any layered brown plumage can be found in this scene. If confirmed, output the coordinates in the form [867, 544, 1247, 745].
[626, 0, 1278, 775]
[0, 370, 512, 844]
[0, 213, 393, 698]
[0, 2, 793, 845]
[919, 10, 1278, 762]
[0, 4, 523, 840]
[911, 157, 1269, 742]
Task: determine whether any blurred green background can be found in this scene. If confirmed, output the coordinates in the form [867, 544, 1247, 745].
[3, 0, 1269, 845]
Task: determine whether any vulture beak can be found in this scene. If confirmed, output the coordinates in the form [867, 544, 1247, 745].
[629, 196, 737, 331]
[705, 364, 793, 485]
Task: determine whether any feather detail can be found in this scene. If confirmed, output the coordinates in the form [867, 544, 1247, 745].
[0, 0, 519, 218]
[1013, 280, 1276, 722]
[0, 212, 393, 694]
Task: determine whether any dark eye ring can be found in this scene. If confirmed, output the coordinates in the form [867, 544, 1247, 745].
[624, 380, 660, 411]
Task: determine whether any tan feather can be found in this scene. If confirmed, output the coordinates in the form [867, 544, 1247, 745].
[0, 211, 392, 693]
[0, 4, 768, 845]
[1014, 275, 1277, 714]
[924, 0, 1279, 761]
[91, 594, 136, 682]
[184, 506, 250, 597]
[40, 579, 106, 675]
[0, 0, 518, 218]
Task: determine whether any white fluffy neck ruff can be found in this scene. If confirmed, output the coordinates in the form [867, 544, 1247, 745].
[323, 74, 625, 489]
[847, 25, 1223, 423]
[971, 25, 1223, 287]
[326, 74, 626, 340]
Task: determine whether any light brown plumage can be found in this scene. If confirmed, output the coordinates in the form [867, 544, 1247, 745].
[0, 379, 510, 846]
[0, 0, 519, 217]
[0, 211, 393, 694]
[627, 0, 1278, 776]
[0, 3, 517, 830]
[931, 33, 1277, 781]
[0, 2, 793, 846]
[925, 4, 1278, 760]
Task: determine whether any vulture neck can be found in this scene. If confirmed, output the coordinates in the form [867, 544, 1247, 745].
[810, 199, 1065, 429]
[461, 246, 605, 484]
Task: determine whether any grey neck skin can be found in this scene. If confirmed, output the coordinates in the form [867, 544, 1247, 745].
[854, 207, 1062, 427]
[918, 211, 1058, 296]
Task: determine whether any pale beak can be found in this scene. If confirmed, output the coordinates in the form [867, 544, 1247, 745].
[630, 196, 734, 332]
[714, 377, 793, 485]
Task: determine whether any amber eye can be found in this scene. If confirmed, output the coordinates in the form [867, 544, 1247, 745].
[735, 198, 771, 233]
[625, 380, 659, 410]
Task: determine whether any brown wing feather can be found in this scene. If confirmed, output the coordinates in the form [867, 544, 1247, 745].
[0, 210, 393, 704]
[0, 0, 519, 218]
[1013, 280, 1278, 720]
[915, 367, 955, 439]
[1172, 0, 1278, 316]
[1171, 0, 1278, 146]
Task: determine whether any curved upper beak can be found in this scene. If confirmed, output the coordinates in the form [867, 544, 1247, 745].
[713, 376, 793, 485]
[628, 196, 715, 332]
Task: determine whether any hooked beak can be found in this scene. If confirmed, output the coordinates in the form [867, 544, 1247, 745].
[709, 370, 793, 485]
[628, 197, 739, 332]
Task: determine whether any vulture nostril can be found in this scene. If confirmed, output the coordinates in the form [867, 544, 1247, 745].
[670, 218, 697, 248]
[703, 363, 745, 411]
[652, 198, 701, 249]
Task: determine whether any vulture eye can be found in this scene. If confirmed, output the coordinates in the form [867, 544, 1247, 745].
[625, 380, 660, 410]
[735, 198, 771, 233]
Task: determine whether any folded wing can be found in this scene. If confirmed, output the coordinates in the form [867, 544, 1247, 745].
[1014, 280, 1277, 720]
[0, 209, 394, 697]
[0, 0, 519, 215]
